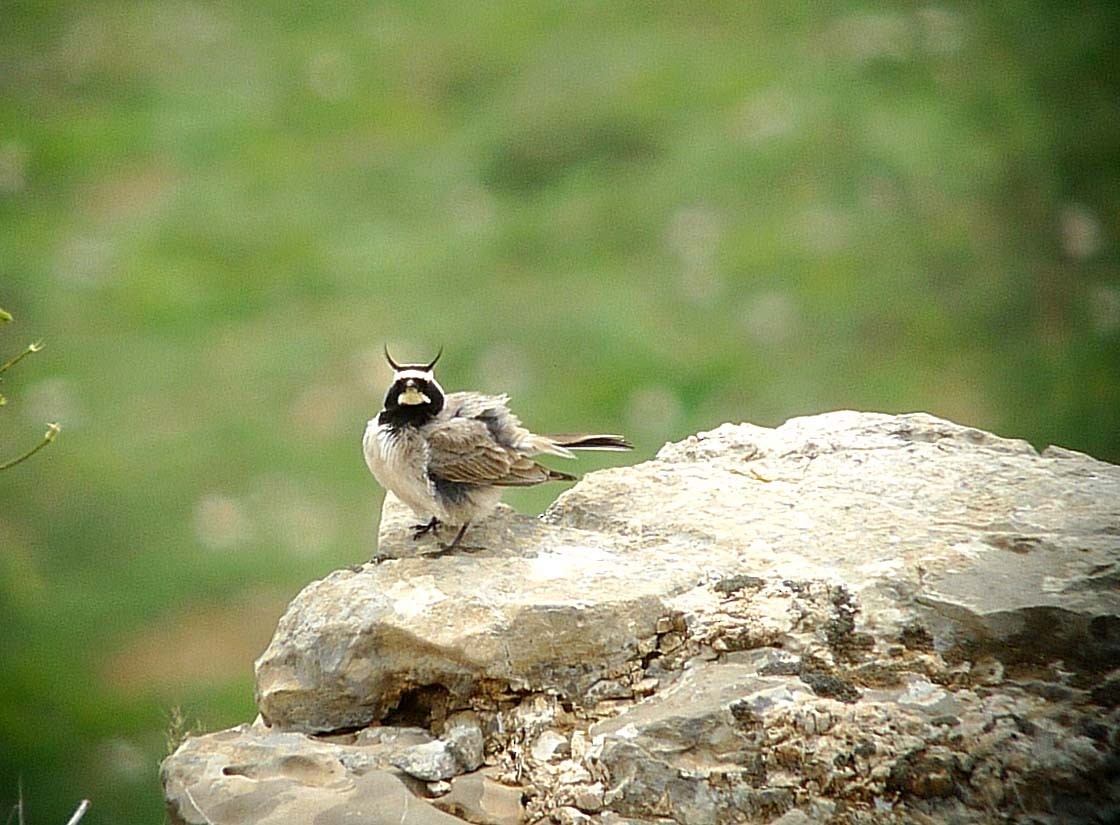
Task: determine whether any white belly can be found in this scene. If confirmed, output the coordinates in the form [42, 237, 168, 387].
[362, 421, 445, 521]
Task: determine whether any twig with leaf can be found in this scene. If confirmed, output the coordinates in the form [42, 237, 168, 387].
[0, 306, 60, 471]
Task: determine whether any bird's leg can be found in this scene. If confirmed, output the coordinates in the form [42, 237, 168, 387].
[411, 516, 441, 540]
[441, 522, 471, 553]
[419, 521, 482, 556]
[419, 522, 485, 557]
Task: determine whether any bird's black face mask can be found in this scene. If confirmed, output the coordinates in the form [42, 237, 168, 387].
[380, 371, 445, 429]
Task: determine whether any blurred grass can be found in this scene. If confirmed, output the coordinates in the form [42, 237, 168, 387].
[2, 1, 1118, 822]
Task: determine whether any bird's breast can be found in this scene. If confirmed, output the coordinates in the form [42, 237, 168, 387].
[363, 422, 440, 518]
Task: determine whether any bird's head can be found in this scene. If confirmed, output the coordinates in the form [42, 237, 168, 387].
[379, 346, 445, 427]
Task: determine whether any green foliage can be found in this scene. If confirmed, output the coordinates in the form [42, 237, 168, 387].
[1, 2, 1118, 823]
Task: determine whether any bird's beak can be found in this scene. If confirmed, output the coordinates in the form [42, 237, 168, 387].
[399, 386, 430, 406]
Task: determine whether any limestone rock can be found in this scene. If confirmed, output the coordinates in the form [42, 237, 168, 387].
[169, 412, 1120, 824]
[430, 769, 525, 825]
[582, 648, 1117, 824]
[254, 499, 698, 732]
[444, 711, 485, 773]
[587, 659, 801, 824]
[392, 739, 463, 782]
[161, 721, 469, 825]
[388, 712, 487, 782]
[256, 412, 1119, 736]
[531, 729, 570, 763]
[548, 412, 1120, 670]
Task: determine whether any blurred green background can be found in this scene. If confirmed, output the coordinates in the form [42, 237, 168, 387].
[2, 1, 1118, 822]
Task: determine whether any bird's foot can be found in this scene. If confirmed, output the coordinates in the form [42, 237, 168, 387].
[421, 522, 481, 556]
[422, 544, 482, 558]
[411, 517, 441, 540]
[435, 542, 484, 555]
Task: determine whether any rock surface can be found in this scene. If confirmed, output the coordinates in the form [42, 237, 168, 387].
[161, 721, 472, 824]
[165, 412, 1120, 824]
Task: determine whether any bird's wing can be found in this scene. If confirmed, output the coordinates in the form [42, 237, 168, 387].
[426, 416, 553, 487]
[442, 392, 513, 422]
[442, 390, 564, 455]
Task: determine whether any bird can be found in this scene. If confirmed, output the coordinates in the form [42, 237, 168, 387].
[363, 347, 633, 554]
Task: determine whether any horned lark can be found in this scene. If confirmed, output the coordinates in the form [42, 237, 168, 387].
[363, 348, 632, 553]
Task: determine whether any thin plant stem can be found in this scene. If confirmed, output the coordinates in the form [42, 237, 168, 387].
[64, 800, 91, 825]
[0, 341, 42, 375]
[0, 423, 60, 471]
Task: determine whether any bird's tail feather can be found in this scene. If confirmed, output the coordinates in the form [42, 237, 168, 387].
[549, 434, 633, 451]
[521, 433, 633, 458]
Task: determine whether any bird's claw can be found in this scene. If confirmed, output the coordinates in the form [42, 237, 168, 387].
[441, 542, 484, 554]
[419, 522, 478, 556]
[411, 517, 441, 540]
[421, 541, 484, 558]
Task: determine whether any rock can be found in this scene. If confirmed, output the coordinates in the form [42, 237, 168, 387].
[444, 711, 485, 773]
[161, 722, 470, 824]
[555, 807, 592, 824]
[586, 658, 803, 825]
[571, 781, 604, 812]
[430, 769, 525, 825]
[530, 730, 570, 763]
[388, 713, 486, 782]
[548, 412, 1120, 671]
[767, 812, 811, 825]
[256, 412, 1120, 734]
[254, 499, 694, 732]
[169, 413, 1120, 824]
[392, 739, 463, 782]
[586, 647, 1117, 823]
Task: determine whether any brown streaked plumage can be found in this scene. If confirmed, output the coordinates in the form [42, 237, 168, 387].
[363, 349, 631, 554]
